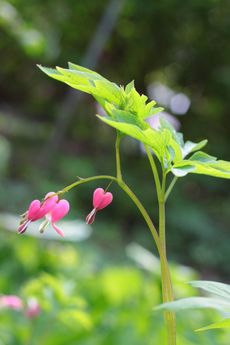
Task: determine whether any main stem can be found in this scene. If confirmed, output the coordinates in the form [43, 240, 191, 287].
[60, 139, 176, 344]
[159, 173, 176, 345]
[145, 146, 176, 344]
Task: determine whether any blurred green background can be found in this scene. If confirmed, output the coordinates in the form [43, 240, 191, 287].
[0, 0, 230, 344]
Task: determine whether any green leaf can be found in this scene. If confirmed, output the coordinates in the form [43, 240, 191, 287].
[41, 63, 230, 175]
[189, 151, 217, 162]
[172, 151, 230, 179]
[125, 80, 135, 94]
[67, 62, 103, 78]
[171, 165, 196, 177]
[108, 109, 149, 129]
[155, 297, 230, 312]
[38, 64, 122, 105]
[195, 318, 230, 332]
[182, 139, 208, 158]
[97, 115, 165, 161]
[189, 281, 230, 302]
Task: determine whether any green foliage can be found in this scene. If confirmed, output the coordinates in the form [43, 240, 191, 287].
[172, 152, 230, 178]
[157, 280, 230, 333]
[0, 230, 229, 344]
[1, 0, 229, 283]
[38, 63, 163, 123]
[40, 63, 230, 180]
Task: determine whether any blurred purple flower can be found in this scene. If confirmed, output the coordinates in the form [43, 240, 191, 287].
[147, 111, 180, 131]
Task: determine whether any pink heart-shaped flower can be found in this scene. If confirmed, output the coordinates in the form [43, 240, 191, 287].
[93, 188, 113, 210]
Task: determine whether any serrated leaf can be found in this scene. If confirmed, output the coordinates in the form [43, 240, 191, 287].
[189, 281, 230, 302]
[195, 318, 230, 332]
[155, 297, 230, 312]
[39, 63, 163, 129]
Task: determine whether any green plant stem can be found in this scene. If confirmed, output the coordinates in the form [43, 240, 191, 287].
[58, 175, 117, 194]
[159, 172, 176, 345]
[145, 145, 162, 200]
[159, 172, 166, 254]
[117, 141, 176, 344]
[165, 176, 178, 202]
[145, 146, 176, 345]
[115, 132, 122, 181]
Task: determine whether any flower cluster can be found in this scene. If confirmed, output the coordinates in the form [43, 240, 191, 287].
[0, 295, 40, 318]
[18, 192, 70, 237]
[18, 187, 113, 237]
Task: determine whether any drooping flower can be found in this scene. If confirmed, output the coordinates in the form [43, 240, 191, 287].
[25, 298, 41, 318]
[18, 192, 70, 237]
[0, 295, 41, 318]
[86, 188, 113, 225]
[0, 295, 23, 310]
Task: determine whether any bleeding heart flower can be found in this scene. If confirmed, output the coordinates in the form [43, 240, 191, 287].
[18, 192, 70, 237]
[25, 298, 41, 318]
[0, 295, 23, 310]
[86, 188, 113, 225]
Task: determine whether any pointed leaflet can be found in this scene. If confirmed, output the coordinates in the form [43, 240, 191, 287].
[182, 139, 208, 158]
[56, 67, 122, 105]
[172, 151, 230, 179]
[38, 65, 122, 105]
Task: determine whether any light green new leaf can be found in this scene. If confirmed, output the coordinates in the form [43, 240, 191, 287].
[155, 297, 230, 313]
[56, 67, 122, 105]
[38, 64, 122, 105]
[68, 62, 104, 78]
[196, 318, 230, 332]
[189, 281, 230, 302]
[39, 63, 163, 121]
[172, 151, 230, 179]
[39, 63, 230, 176]
[125, 80, 135, 94]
